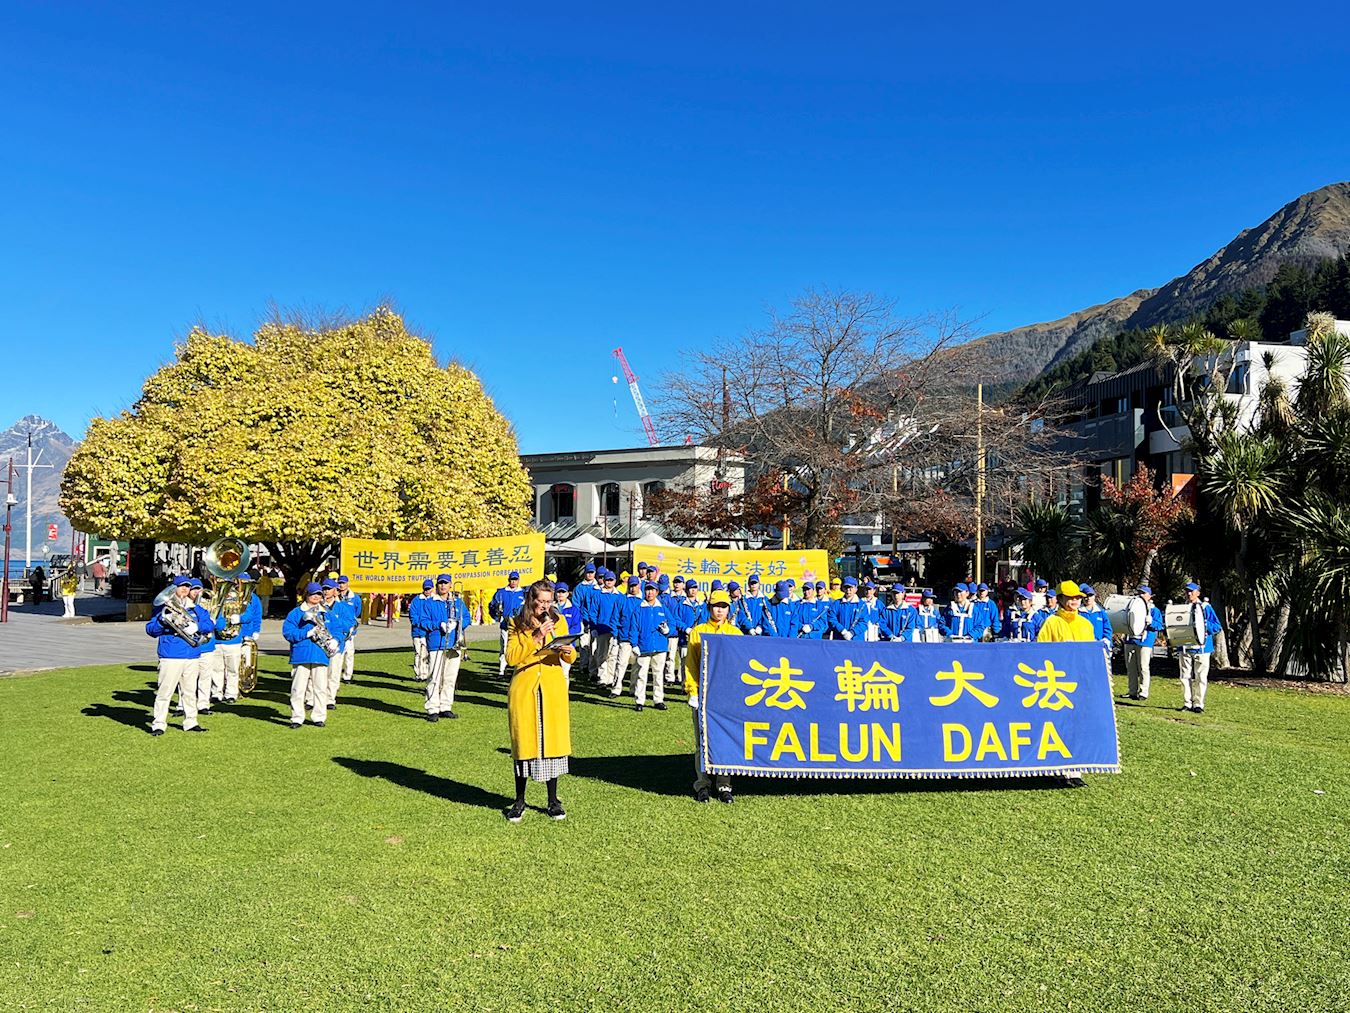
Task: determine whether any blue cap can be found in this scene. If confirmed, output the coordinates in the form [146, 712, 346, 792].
[1046, 588, 1058, 598]
[240, 571, 256, 581]
[747, 574, 760, 584]
[1080, 584, 1095, 596]
[1185, 582, 1200, 591]
[893, 584, 906, 594]
[188, 578, 203, 589]
[1138, 585, 1152, 595]
[321, 579, 337, 590]
[954, 584, 965, 594]
[686, 579, 698, 590]
[1016, 588, 1032, 600]
[172, 575, 191, 587]
[637, 560, 648, 569]
[921, 588, 935, 598]
[422, 578, 434, 589]
[787, 579, 796, 586]
[436, 573, 452, 584]
[775, 580, 791, 595]
[977, 582, 989, 591]
[658, 575, 671, 589]
[627, 575, 640, 586]
[508, 570, 520, 580]
[603, 568, 615, 579]
[555, 581, 570, 592]
[337, 575, 349, 584]
[304, 581, 322, 595]
[711, 579, 724, 590]
[585, 562, 596, 572]
[814, 580, 826, 590]
[1035, 578, 1048, 589]
[643, 581, 660, 593]
[727, 580, 740, 591]
[843, 576, 858, 587]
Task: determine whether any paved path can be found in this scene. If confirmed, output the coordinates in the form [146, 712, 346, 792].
[0, 593, 498, 674]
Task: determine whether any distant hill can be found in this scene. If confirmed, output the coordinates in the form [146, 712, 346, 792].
[0, 416, 79, 561]
[972, 182, 1350, 381]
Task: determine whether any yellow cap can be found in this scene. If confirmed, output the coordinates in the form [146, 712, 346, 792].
[708, 590, 731, 606]
[1058, 580, 1083, 598]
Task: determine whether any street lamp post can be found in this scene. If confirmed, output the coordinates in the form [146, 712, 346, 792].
[2, 458, 16, 624]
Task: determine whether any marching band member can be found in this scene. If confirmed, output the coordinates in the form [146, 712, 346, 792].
[212, 572, 262, 705]
[1005, 589, 1038, 642]
[880, 585, 914, 641]
[503, 579, 578, 823]
[830, 577, 863, 639]
[1031, 587, 1058, 639]
[572, 563, 599, 668]
[796, 581, 831, 639]
[318, 580, 355, 708]
[740, 574, 768, 635]
[336, 575, 362, 686]
[912, 589, 943, 642]
[857, 581, 883, 641]
[941, 584, 977, 643]
[145, 576, 207, 735]
[1124, 585, 1164, 700]
[684, 588, 742, 804]
[489, 571, 527, 678]
[636, 560, 650, 584]
[1177, 582, 1223, 713]
[427, 578, 469, 721]
[1036, 581, 1096, 642]
[408, 578, 436, 680]
[630, 580, 673, 711]
[680, 578, 707, 629]
[659, 575, 682, 685]
[787, 579, 800, 602]
[188, 578, 218, 716]
[592, 569, 621, 686]
[609, 575, 644, 698]
[763, 580, 795, 638]
[282, 582, 333, 728]
[1078, 585, 1114, 652]
[971, 583, 1002, 642]
[553, 582, 583, 683]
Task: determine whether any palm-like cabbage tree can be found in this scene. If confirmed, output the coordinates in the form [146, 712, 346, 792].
[1014, 501, 1079, 585]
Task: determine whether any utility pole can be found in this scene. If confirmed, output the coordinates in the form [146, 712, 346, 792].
[15, 429, 53, 569]
[2, 458, 15, 623]
[975, 383, 986, 585]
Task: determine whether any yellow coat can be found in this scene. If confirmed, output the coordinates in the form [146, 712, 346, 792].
[1037, 609, 1097, 642]
[505, 615, 576, 761]
[682, 619, 743, 696]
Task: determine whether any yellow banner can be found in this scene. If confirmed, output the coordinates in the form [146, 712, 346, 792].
[340, 534, 545, 593]
[633, 543, 829, 589]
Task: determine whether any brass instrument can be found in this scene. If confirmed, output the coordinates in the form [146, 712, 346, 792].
[309, 604, 341, 658]
[239, 638, 259, 696]
[205, 537, 261, 693]
[155, 588, 208, 646]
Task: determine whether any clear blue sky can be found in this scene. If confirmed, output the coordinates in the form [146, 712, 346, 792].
[3, 3, 1347, 452]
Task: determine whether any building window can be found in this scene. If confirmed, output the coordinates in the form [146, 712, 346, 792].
[640, 481, 666, 517]
[549, 483, 576, 521]
[1227, 362, 1250, 395]
[598, 482, 621, 517]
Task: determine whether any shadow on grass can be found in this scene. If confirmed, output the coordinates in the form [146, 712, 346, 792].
[337, 696, 425, 719]
[226, 703, 292, 726]
[569, 753, 1070, 798]
[333, 757, 510, 810]
[444, 691, 506, 711]
[128, 664, 158, 673]
[81, 703, 150, 730]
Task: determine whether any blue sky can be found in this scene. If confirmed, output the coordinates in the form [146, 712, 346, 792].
[2, 3, 1347, 452]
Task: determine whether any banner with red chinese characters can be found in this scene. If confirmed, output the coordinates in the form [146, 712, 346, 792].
[340, 534, 545, 594]
[699, 638, 1119, 779]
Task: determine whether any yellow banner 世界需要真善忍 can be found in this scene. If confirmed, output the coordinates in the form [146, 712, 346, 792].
[340, 534, 545, 594]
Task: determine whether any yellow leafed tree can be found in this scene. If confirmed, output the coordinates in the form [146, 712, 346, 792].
[61, 307, 533, 595]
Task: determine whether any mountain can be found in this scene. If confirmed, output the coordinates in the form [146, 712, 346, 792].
[972, 182, 1350, 381]
[0, 416, 79, 561]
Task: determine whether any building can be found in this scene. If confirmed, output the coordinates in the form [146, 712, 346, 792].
[521, 444, 750, 576]
[1051, 320, 1350, 512]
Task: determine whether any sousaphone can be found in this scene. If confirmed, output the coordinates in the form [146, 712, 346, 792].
[205, 537, 260, 694]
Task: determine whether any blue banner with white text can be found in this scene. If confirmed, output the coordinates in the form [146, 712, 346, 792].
[700, 637, 1120, 778]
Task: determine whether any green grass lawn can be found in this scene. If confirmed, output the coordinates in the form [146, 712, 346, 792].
[2, 641, 1348, 1012]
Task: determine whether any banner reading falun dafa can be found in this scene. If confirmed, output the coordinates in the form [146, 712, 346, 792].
[634, 543, 829, 589]
[700, 638, 1120, 779]
[340, 534, 545, 593]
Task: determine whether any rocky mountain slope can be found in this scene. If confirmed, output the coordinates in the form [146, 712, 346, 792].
[0, 415, 79, 560]
[972, 182, 1350, 381]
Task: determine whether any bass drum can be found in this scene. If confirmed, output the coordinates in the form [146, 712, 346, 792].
[1165, 603, 1205, 648]
[1105, 595, 1148, 639]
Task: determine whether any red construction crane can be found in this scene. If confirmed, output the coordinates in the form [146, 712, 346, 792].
[613, 346, 660, 447]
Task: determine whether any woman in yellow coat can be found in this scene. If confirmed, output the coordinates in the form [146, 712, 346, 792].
[503, 579, 578, 823]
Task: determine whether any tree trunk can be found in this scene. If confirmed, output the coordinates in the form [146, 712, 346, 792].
[263, 539, 337, 607]
[1238, 531, 1266, 677]
[1140, 546, 1158, 586]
